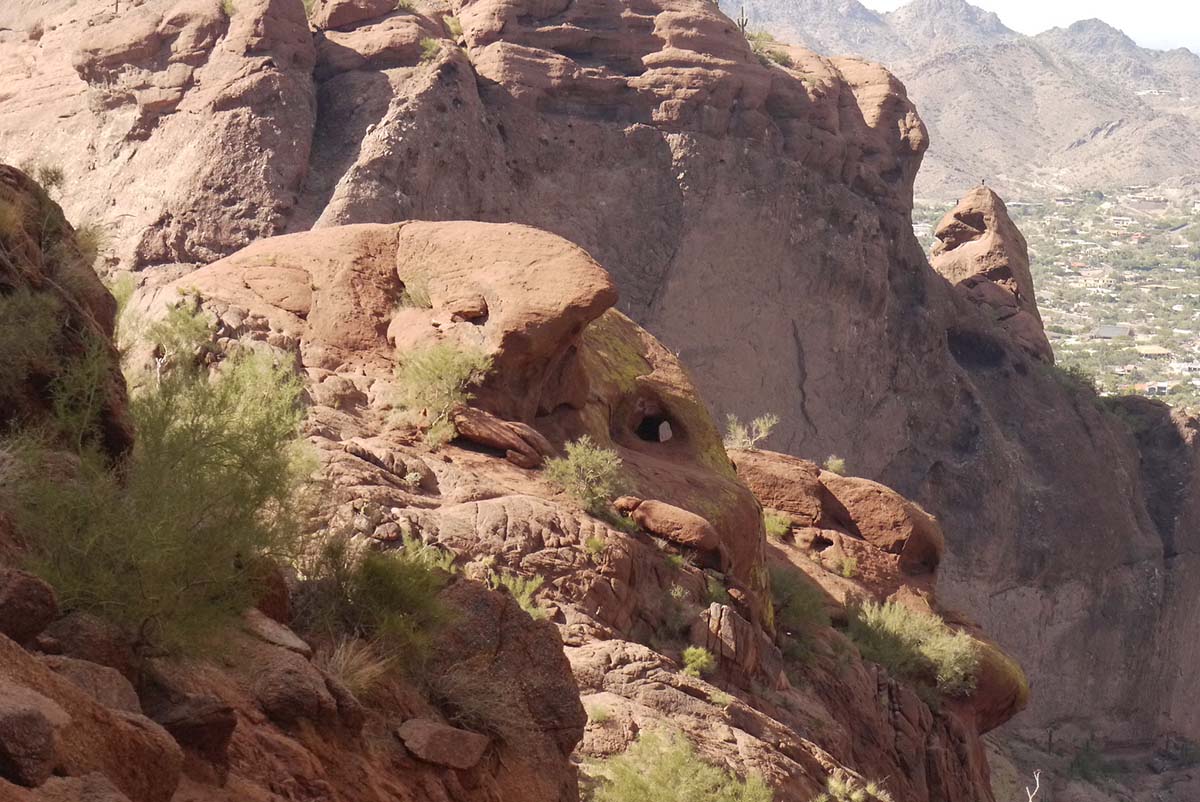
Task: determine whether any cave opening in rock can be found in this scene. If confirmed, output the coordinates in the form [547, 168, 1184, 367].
[635, 414, 674, 443]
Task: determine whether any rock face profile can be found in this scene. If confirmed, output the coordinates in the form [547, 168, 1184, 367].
[121, 217, 1023, 802]
[0, 174, 1032, 799]
[1, 0, 1199, 795]
[931, 185, 1053, 362]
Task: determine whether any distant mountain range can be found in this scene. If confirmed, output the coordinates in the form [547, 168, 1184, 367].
[720, 0, 1200, 199]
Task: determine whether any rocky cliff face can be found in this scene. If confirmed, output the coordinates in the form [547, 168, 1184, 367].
[0, 173, 1025, 800]
[1, 0, 1198, 788]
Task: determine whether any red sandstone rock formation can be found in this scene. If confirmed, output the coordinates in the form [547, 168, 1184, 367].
[1, 0, 1195, 780]
[931, 186, 1053, 363]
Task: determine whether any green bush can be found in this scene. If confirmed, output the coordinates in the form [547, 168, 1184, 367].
[705, 575, 732, 606]
[298, 535, 453, 671]
[763, 509, 790, 540]
[769, 565, 829, 634]
[586, 732, 772, 802]
[545, 435, 626, 515]
[487, 570, 547, 620]
[822, 455, 846, 475]
[445, 15, 462, 37]
[419, 37, 441, 62]
[811, 772, 894, 802]
[13, 351, 308, 655]
[838, 556, 857, 579]
[846, 600, 979, 697]
[398, 274, 432, 309]
[723, 413, 778, 450]
[393, 342, 492, 447]
[682, 646, 716, 677]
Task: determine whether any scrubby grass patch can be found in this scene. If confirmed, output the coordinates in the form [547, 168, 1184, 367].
[487, 570, 548, 620]
[769, 565, 829, 635]
[812, 772, 894, 802]
[846, 600, 979, 697]
[314, 637, 394, 697]
[297, 535, 453, 672]
[419, 37, 441, 62]
[763, 509, 790, 540]
[585, 732, 772, 802]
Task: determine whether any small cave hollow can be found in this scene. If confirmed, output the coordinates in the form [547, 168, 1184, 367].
[635, 413, 674, 443]
[810, 533, 835, 552]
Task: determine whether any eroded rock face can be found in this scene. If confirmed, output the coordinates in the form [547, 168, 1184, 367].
[122, 219, 1023, 802]
[931, 186, 1053, 363]
[2, 0, 1187, 772]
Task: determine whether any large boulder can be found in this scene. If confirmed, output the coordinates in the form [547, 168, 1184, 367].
[395, 719, 490, 770]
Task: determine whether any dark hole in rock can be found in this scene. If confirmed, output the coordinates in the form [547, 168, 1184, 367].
[810, 534, 834, 552]
[635, 415, 673, 443]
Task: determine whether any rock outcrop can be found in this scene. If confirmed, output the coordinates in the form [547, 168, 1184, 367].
[2, 0, 1197, 784]
[931, 186, 1053, 363]
[117, 218, 1024, 801]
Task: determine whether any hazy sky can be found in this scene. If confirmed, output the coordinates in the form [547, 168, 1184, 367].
[860, 1, 1200, 53]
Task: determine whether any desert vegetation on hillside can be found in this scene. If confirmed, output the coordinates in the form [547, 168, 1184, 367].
[9, 341, 309, 654]
[545, 435, 627, 515]
[585, 732, 772, 802]
[846, 600, 979, 697]
[393, 342, 492, 446]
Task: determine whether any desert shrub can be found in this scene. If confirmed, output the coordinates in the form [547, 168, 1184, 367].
[73, 223, 107, 267]
[221, 0, 235, 16]
[812, 772, 894, 802]
[50, 334, 115, 451]
[764, 509, 790, 540]
[298, 536, 452, 670]
[302, 0, 316, 15]
[705, 575, 732, 606]
[13, 351, 308, 655]
[420, 37, 441, 62]
[393, 342, 492, 446]
[545, 435, 626, 515]
[144, 299, 212, 371]
[587, 705, 610, 723]
[723, 413, 778, 450]
[0, 288, 62, 410]
[395, 0, 412, 8]
[314, 637, 394, 697]
[398, 274, 432, 308]
[1052, 363, 1098, 397]
[487, 570, 547, 620]
[445, 15, 462, 37]
[586, 536, 607, 557]
[709, 690, 734, 708]
[838, 556, 858, 579]
[846, 601, 979, 697]
[769, 565, 829, 634]
[682, 646, 716, 677]
[104, 273, 137, 319]
[34, 164, 65, 193]
[822, 455, 846, 475]
[585, 732, 772, 802]
[746, 31, 792, 69]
